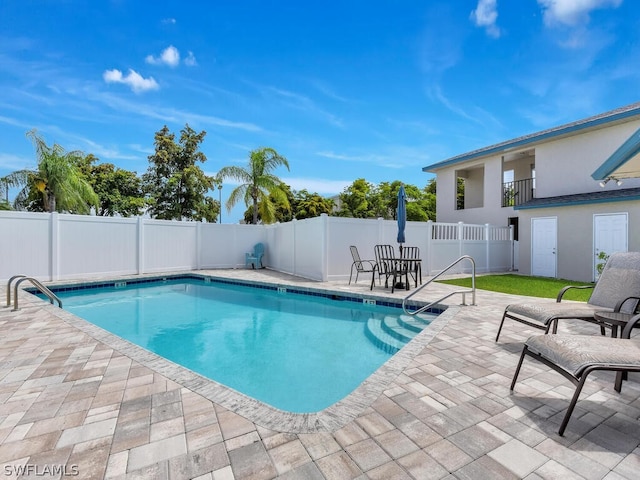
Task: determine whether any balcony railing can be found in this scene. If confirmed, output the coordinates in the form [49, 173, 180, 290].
[502, 178, 534, 207]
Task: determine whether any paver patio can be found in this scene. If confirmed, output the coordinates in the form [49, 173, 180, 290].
[0, 269, 638, 479]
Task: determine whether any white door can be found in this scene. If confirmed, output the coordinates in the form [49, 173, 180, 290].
[531, 217, 557, 277]
[594, 213, 628, 279]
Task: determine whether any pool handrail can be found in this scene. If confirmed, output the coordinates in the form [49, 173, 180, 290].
[402, 255, 476, 315]
[6, 274, 27, 307]
[10, 276, 62, 311]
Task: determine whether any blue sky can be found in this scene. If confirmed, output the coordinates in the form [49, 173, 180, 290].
[1, 0, 639, 223]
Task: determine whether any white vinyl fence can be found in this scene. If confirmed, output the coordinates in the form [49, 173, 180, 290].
[0, 211, 513, 283]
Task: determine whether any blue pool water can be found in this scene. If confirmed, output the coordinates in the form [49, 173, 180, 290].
[49, 277, 435, 413]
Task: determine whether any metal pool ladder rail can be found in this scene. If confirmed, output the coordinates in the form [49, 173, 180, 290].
[6, 274, 63, 311]
[402, 255, 476, 315]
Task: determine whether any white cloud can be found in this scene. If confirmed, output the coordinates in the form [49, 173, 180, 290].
[184, 51, 197, 67]
[145, 45, 180, 67]
[471, 0, 501, 38]
[162, 18, 176, 25]
[103, 69, 159, 93]
[538, 0, 622, 27]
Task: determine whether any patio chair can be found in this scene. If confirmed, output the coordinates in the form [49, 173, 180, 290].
[401, 246, 422, 287]
[349, 246, 376, 285]
[245, 243, 265, 269]
[510, 312, 640, 436]
[496, 252, 640, 342]
[370, 244, 408, 293]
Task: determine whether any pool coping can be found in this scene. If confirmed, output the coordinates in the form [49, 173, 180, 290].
[26, 271, 457, 434]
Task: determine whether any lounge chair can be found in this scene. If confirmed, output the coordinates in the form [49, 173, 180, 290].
[496, 252, 640, 342]
[370, 244, 408, 293]
[510, 312, 640, 436]
[349, 246, 376, 285]
[245, 243, 265, 269]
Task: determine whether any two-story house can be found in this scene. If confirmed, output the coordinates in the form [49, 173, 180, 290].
[423, 102, 640, 282]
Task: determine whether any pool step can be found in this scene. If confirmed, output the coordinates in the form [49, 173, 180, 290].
[365, 318, 405, 354]
[381, 315, 428, 343]
[396, 314, 430, 333]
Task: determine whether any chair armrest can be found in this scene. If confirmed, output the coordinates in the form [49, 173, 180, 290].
[556, 285, 594, 302]
[621, 313, 640, 339]
[613, 296, 640, 313]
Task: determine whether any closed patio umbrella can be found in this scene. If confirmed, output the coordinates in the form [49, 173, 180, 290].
[395, 184, 407, 289]
[397, 184, 406, 256]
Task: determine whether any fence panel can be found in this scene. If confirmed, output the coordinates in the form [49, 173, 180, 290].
[0, 211, 50, 280]
[58, 215, 138, 278]
[0, 211, 514, 282]
[143, 220, 198, 273]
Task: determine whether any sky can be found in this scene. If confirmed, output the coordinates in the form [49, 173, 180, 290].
[1, 0, 640, 223]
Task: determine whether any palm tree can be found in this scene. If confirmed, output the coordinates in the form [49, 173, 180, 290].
[218, 147, 290, 224]
[10, 129, 98, 213]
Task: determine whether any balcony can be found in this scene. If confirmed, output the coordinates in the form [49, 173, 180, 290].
[502, 178, 534, 207]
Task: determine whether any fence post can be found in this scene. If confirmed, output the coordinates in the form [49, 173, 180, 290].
[425, 220, 433, 276]
[458, 222, 464, 260]
[509, 224, 515, 271]
[49, 212, 59, 281]
[321, 213, 329, 281]
[485, 223, 491, 274]
[137, 216, 144, 274]
[196, 222, 202, 270]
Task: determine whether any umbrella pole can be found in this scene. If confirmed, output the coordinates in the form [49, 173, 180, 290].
[395, 244, 406, 290]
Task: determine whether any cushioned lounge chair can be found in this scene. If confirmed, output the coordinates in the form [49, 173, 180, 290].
[349, 246, 376, 285]
[245, 243, 265, 269]
[496, 252, 640, 342]
[510, 313, 640, 436]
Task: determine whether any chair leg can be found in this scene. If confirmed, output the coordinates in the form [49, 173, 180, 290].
[370, 267, 378, 291]
[544, 319, 558, 334]
[558, 375, 589, 436]
[615, 371, 625, 392]
[496, 311, 509, 342]
[349, 266, 354, 285]
[510, 345, 528, 391]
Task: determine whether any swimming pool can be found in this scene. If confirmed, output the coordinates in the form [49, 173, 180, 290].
[43, 275, 438, 413]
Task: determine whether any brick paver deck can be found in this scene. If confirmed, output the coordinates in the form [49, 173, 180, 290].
[0, 269, 638, 479]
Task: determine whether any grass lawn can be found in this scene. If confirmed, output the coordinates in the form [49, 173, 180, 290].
[437, 274, 593, 301]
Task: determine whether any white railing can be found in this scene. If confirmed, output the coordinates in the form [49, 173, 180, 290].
[0, 211, 513, 282]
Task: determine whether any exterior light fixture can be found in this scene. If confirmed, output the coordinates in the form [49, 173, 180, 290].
[599, 176, 622, 187]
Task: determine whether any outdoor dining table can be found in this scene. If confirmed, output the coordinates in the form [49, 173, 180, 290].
[379, 256, 421, 291]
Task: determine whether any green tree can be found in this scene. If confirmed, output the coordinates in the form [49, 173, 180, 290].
[293, 189, 334, 219]
[78, 156, 146, 217]
[218, 147, 290, 224]
[142, 124, 218, 221]
[9, 129, 98, 213]
[337, 178, 375, 218]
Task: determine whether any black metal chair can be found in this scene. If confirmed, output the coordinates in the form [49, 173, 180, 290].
[349, 246, 376, 285]
[401, 246, 422, 287]
[370, 245, 408, 293]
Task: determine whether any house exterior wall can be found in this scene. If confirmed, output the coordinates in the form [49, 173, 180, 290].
[437, 156, 513, 225]
[534, 120, 640, 198]
[430, 115, 640, 282]
[517, 200, 640, 282]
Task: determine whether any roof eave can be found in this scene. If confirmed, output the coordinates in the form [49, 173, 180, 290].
[424, 102, 640, 173]
[591, 126, 640, 180]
